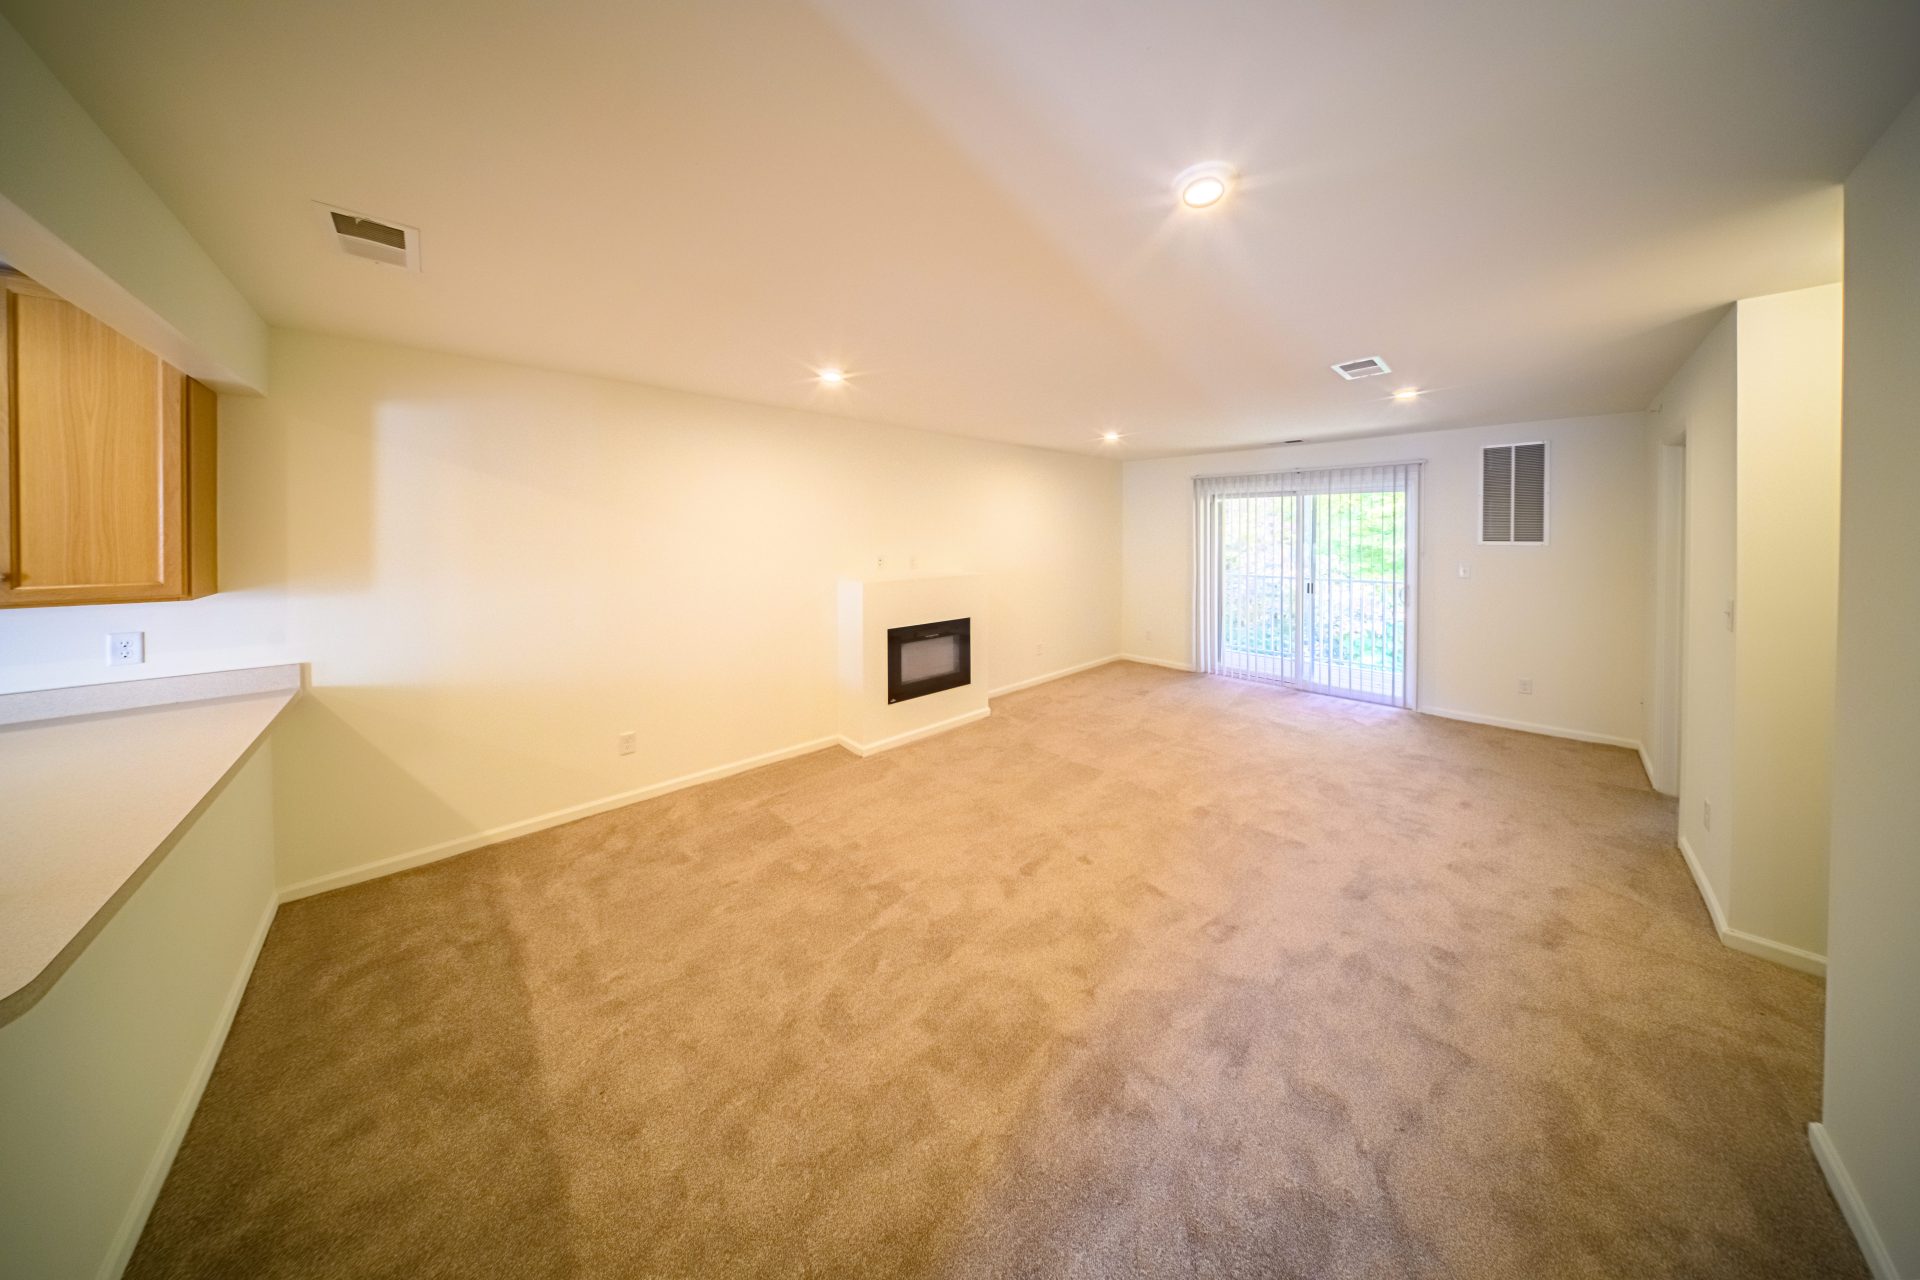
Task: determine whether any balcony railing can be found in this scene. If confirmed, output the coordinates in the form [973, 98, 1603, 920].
[1222, 572, 1407, 673]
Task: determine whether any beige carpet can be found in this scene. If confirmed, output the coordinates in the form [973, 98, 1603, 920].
[130, 662, 1863, 1279]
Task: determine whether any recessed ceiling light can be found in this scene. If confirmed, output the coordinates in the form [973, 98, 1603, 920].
[1393, 387, 1421, 402]
[1174, 162, 1235, 210]
[817, 367, 846, 385]
[1101, 430, 1122, 444]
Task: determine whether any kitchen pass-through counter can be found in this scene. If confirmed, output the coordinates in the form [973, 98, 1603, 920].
[0, 665, 302, 1027]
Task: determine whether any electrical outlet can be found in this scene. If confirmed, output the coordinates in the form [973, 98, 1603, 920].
[1517, 677, 1533, 695]
[107, 632, 144, 666]
[1145, 628, 1154, 642]
[1458, 563, 1471, 579]
[876, 556, 886, 572]
[616, 731, 637, 757]
[1034, 642, 1045, 657]
[1703, 800, 1712, 831]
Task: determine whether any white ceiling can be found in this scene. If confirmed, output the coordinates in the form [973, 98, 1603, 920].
[5, 0, 1917, 456]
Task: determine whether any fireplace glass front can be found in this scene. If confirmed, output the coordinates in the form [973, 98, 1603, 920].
[887, 617, 972, 703]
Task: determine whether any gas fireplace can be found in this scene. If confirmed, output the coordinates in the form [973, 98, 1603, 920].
[887, 617, 972, 704]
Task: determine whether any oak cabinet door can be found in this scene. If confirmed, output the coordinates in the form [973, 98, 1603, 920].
[1, 274, 216, 607]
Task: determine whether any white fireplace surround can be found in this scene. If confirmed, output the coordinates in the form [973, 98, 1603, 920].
[835, 575, 988, 756]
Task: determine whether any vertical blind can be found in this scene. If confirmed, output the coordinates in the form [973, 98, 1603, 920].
[1193, 462, 1421, 708]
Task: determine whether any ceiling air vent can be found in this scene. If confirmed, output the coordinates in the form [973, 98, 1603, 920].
[316, 203, 420, 271]
[1331, 356, 1391, 380]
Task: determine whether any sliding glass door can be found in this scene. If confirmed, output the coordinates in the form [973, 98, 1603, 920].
[1218, 492, 1301, 683]
[1196, 464, 1419, 707]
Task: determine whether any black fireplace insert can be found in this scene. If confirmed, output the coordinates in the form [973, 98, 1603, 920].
[887, 617, 972, 704]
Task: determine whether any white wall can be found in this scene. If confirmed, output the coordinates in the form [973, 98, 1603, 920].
[1817, 91, 1920, 1280]
[1732, 284, 1841, 960]
[0, 331, 1122, 892]
[1651, 313, 1737, 911]
[0, 14, 265, 391]
[1122, 414, 1650, 746]
[0, 741, 276, 1280]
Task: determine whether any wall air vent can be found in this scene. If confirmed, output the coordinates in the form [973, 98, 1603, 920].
[1331, 356, 1391, 380]
[1481, 442, 1548, 544]
[316, 203, 421, 271]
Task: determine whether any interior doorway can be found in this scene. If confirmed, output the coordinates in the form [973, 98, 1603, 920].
[1647, 441, 1687, 795]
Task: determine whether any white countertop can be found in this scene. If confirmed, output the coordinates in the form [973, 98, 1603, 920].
[0, 665, 302, 1025]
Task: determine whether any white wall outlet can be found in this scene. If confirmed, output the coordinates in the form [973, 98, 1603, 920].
[616, 731, 637, 757]
[1517, 677, 1533, 695]
[1145, 628, 1154, 642]
[1034, 642, 1045, 657]
[107, 632, 144, 666]
[1458, 562, 1471, 579]
[876, 555, 886, 572]
[1703, 799, 1713, 831]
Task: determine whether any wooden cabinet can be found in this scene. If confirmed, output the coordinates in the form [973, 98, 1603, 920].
[0, 272, 216, 607]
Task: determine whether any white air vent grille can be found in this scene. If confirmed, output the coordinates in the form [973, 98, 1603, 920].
[1331, 356, 1391, 380]
[316, 202, 420, 271]
[1481, 442, 1547, 543]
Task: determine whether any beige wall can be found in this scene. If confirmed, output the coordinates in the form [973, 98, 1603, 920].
[0, 742, 276, 1280]
[1121, 416, 1651, 744]
[1819, 91, 1920, 1280]
[1648, 287, 1842, 969]
[0, 331, 1123, 892]
[1732, 285, 1841, 959]
[1120, 413, 1649, 746]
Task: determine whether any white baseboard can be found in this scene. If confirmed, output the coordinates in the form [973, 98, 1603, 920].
[278, 735, 842, 902]
[1721, 924, 1827, 977]
[1117, 653, 1195, 672]
[989, 654, 1122, 697]
[1809, 1122, 1902, 1280]
[1675, 835, 1827, 977]
[1419, 704, 1641, 750]
[99, 893, 278, 1280]
[836, 706, 990, 758]
[1674, 834, 1729, 934]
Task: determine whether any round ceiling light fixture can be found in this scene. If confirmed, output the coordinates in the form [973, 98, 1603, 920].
[816, 366, 846, 385]
[1392, 387, 1421, 402]
[1101, 430, 1122, 444]
[1175, 162, 1236, 210]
